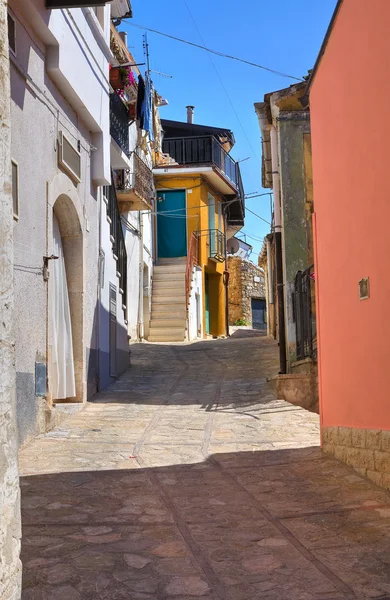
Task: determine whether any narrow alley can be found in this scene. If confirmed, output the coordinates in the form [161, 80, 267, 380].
[19, 333, 390, 600]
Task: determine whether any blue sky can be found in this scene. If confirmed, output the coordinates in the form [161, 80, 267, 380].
[123, 0, 338, 261]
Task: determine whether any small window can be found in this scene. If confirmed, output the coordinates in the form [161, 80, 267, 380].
[8, 13, 16, 56]
[11, 160, 18, 219]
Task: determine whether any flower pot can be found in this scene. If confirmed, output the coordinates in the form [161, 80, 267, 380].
[110, 67, 123, 90]
[128, 103, 136, 121]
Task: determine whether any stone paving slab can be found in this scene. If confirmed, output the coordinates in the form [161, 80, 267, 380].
[18, 332, 390, 599]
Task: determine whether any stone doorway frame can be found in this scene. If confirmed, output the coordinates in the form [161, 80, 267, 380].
[47, 173, 85, 405]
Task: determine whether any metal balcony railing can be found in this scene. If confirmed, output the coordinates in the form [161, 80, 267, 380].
[208, 229, 226, 262]
[103, 182, 127, 312]
[162, 135, 245, 224]
[114, 153, 154, 209]
[110, 91, 130, 156]
[162, 135, 236, 185]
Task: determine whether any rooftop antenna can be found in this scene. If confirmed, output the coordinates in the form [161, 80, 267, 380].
[143, 33, 150, 74]
[142, 33, 173, 79]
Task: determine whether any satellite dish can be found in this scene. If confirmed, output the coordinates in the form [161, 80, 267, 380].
[228, 238, 240, 254]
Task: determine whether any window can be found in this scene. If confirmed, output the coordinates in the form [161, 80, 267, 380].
[8, 13, 16, 56]
[11, 160, 18, 219]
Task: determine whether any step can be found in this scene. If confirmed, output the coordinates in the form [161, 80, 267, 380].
[149, 334, 186, 342]
[154, 264, 186, 274]
[150, 318, 186, 327]
[152, 295, 186, 304]
[153, 279, 185, 289]
[157, 257, 187, 264]
[150, 312, 187, 321]
[153, 287, 186, 297]
[149, 327, 186, 337]
[153, 272, 184, 282]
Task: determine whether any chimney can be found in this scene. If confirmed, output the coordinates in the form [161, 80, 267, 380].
[119, 31, 128, 48]
[186, 105, 195, 124]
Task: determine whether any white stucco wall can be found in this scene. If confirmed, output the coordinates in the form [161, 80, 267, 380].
[11, 0, 111, 184]
[188, 267, 203, 341]
[9, 2, 107, 446]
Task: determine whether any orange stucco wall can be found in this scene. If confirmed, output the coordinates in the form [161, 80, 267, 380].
[310, 0, 390, 430]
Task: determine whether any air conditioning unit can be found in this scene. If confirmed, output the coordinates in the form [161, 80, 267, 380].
[58, 131, 81, 183]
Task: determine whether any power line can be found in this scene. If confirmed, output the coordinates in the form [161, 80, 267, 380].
[182, 1, 260, 162]
[125, 22, 303, 82]
[245, 206, 271, 225]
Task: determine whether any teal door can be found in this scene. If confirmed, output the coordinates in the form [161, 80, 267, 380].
[157, 190, 187, 258]
[205, 274, 210, 334]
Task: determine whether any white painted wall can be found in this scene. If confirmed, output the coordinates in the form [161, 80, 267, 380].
[188, 267, 203, 341]
[12, 0, 111, 184]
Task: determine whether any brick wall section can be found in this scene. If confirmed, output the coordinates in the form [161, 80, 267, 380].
[322, 426, 390, 489]
[228, 256, 266, 326]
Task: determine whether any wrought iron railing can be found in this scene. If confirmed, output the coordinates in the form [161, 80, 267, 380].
[103, 182, 127, 312]
[162, 135, 238, 186]
[115, 152, 154, 207]
[110, 91, 129, 156]
[162, 135, 245, 224]
[208, 229, 226, 262]
[293, 265, 316, 361]
[185, 232, 199, 310]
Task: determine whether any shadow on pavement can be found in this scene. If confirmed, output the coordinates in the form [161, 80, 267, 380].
[21, 446, 390, 600]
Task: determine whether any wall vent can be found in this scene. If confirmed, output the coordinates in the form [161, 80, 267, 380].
[58, 131, 81, 183]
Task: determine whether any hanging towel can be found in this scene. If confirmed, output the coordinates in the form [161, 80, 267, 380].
[143, 73, 154, 142]
[49, 215, 76, 400]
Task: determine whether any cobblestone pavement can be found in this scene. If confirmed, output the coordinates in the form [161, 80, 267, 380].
[19, 332, 390, 600]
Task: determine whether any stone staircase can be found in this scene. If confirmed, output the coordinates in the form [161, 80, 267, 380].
[148, 257, 187, 342]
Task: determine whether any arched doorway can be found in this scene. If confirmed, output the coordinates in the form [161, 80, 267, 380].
[49, 194, 84, 403]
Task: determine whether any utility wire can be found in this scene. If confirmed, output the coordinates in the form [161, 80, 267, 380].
[182, 0, 260, 162]
[125, 22, 302, 81]
[245, 206, 271, 225]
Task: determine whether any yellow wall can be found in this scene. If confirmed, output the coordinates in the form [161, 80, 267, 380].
[155, 174, 227, 337]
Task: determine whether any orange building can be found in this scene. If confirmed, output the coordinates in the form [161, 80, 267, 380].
[307, 0, 390, 485]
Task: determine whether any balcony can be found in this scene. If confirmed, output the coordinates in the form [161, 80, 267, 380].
[208, 229, 226, 262]
[160, 135, 245, 226]
[110, 92, 129, 157]
[114, 153, 154, 212]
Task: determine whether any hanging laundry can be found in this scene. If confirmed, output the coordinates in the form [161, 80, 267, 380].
[143, 72, 154, 142]
[137, 72, 154, 142]
[136, 74, 145, 125]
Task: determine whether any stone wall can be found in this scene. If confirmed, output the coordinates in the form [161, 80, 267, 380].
[228, 256, 266, 326]
[322, 426, 390, 490]
[0, 1, 22, 597]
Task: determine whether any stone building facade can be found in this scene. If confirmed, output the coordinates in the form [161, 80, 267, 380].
[0, 1, 22, 597]
[228, 256, 266, 327]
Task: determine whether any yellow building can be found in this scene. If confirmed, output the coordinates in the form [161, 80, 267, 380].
[150, 114, 245, 341]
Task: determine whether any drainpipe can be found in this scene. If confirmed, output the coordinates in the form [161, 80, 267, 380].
[96, 189, 102, 390]
[266, 237, 273, 305]
[270, 126, 287, 374]
[137, 211, 144, 339]
[223, 211, 230, 337]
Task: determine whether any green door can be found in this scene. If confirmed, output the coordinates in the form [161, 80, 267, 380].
[157, 190, 187, 258]
[205, 273, 210, 334]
